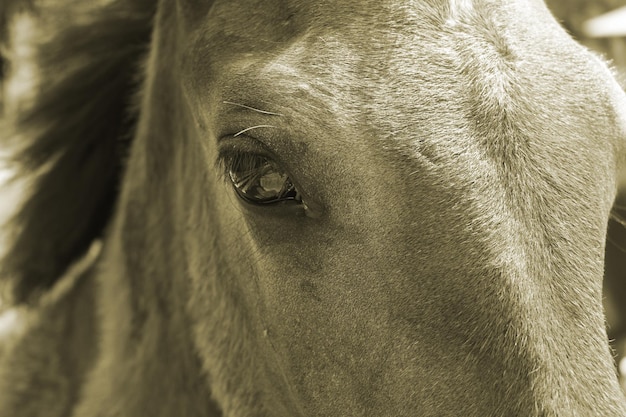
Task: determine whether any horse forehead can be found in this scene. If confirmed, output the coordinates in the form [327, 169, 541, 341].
[200, 0, 526, 24]
[195, 0, 532, 51]
[186, 0, 593, 156]
[190, 0, 566, 94]
[188, 0, 543, 119]
[183, 0, 623, 172]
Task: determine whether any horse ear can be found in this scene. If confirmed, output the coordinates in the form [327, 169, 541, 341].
[0, 0, 156, 305]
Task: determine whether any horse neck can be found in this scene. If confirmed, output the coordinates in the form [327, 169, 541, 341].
[73, 139, 222, 417]
[72, 6, 221, 416]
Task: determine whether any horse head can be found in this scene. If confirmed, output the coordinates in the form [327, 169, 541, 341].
[2, 1, 626, 416]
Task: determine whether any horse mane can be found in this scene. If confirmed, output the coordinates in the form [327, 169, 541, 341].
[1, 0, 156, 305]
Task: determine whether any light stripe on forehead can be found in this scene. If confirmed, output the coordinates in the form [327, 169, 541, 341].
[448, 0, 474, 21]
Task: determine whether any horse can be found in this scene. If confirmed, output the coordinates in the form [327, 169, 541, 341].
[1, 0, 626, 416]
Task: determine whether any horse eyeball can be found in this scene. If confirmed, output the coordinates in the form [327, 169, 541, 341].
[227, 154, 302, 205]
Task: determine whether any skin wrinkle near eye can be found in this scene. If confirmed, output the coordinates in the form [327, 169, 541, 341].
[215, 55, 356, 144]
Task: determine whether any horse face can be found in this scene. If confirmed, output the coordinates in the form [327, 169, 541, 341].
[112, 0, 626, 415]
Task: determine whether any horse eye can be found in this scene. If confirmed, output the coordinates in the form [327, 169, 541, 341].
[227, 154, 302, 205]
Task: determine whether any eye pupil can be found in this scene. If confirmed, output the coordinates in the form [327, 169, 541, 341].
[228, 155, 302, 205]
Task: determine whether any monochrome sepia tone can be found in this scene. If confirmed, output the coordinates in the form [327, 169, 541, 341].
[1, 1, 626, 416]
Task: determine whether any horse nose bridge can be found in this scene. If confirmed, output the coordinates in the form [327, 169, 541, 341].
[377, 135, 622, 407]
[470, 183, 623, 412]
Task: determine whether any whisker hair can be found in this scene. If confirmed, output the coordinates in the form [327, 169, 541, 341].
[610, 210, 626, 228]
[222, 101, 284, 116]
[234, 125, 277, 136]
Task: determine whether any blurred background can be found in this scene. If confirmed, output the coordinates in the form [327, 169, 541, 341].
[541, 0, 626, 388]
[0, 0, 625, 389]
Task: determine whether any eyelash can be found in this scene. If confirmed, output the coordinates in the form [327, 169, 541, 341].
[216, 151, 252, 183]
[216, 150, 273, 183]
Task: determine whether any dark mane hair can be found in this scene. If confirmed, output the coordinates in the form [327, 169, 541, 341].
[1, 0, 156, 304]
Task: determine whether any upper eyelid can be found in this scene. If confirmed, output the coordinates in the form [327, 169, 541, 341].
[215, 153, 257, 187]
[217, 131, 274, 152]
[215, 145, 284, 187]
[216, 133, 288, 173]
